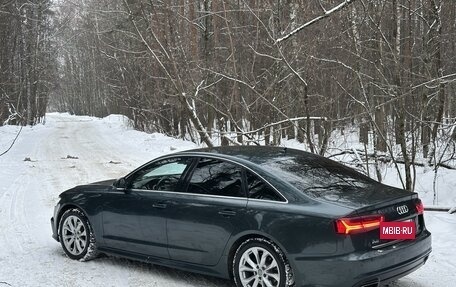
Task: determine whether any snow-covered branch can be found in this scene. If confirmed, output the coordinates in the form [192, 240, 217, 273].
[276, 0, 356, 43]
[182, 81, 214, 148]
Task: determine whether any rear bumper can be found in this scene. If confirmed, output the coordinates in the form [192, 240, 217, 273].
[291, 230, 431, 287]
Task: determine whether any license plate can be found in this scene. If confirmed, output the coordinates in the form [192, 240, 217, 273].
[379, 221, 416, 240]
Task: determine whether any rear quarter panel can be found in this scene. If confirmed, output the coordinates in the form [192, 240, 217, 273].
[227, 200, 352, 257]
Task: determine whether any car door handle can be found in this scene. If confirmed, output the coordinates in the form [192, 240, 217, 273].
[152, 203, 167, 209]
[218, 209, 236, 217]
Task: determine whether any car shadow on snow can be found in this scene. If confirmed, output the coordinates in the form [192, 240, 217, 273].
[387, 279, 428, 287]
[60, 252, 234, 287]
[56, 250, 427, 287]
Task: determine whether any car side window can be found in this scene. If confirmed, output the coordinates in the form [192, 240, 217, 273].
[129, 157, 191, 191]
[246, 171, 284, 202]
[187, 158, 245, 198]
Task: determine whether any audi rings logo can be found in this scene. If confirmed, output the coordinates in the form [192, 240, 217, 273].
[396, 205, 409, 215]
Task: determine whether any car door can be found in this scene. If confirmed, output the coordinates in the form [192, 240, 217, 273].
[102, 156, 192, 259]
[166, 157, 248, 266]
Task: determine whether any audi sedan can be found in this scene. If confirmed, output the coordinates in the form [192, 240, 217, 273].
[51, 146, 431, 287]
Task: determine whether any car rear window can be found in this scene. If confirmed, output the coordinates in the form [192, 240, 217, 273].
[257, 154, 375, 200]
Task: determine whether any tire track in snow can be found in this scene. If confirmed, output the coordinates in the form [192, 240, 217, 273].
[0, 173, 28, 255]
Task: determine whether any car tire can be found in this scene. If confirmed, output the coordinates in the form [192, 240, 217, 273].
[233, 237, 294, 287]
[58, 208, 98, 261]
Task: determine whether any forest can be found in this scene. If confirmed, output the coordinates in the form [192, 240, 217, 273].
[1, 0, 456, 192]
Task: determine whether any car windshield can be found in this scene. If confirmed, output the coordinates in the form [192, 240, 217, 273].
[257, 154, 375, 200]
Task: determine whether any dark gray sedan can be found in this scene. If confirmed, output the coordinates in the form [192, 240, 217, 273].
[51, 146, 431, 287]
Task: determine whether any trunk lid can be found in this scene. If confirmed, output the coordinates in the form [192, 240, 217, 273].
[306, 182, 413, 210]
[347, 190, 424, 250]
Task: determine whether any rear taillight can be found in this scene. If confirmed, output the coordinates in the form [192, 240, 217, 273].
[335, 214, 384, 235]
[415, 199, 424, 214]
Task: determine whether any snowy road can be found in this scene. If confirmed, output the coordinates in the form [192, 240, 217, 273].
[0, 113, 455, 287]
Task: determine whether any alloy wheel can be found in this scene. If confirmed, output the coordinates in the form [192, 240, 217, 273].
[61, 215, 87, 256]
[238, 246, 281, 287]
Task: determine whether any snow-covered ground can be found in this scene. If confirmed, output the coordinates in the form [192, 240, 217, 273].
[0, 113, 454, 286]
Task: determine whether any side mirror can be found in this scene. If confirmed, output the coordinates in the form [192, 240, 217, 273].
[114, 178, 127, 190]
